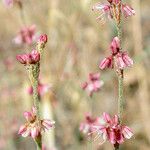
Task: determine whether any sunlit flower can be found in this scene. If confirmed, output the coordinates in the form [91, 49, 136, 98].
[81, 73, 104, 97]
[18, 107, 55, 139]
[91, 112, 133, 145]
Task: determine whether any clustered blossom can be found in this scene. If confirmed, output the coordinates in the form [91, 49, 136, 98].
[99, 37, 133, 70]
[16, 49, 40, 65]
[79, 113, 100, 135]
[81, 73, 104, 97]
[14, 25, 36, 45]
[28, 81, 51, 97]
[18, 107, 55, 138]
[91, 112, 133, 145]
[92, 0, 135, 22]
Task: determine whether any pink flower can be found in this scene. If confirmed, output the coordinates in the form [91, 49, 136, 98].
[122, 4, 135, 18]
[28, 82, 51, 97]
[99, 37, 133, 70]
[38, 34, 48, 44]
[18, 107, 55, 139]
[92, 1, 135, 21]
[14, 25, 36, 45]
[116, 52, 133, 69]
[81, 73, 104, 97]
[16, 50, 40, 65]
[91, 112, 133, 145]
[110, 37, 120, 55]
[99, 56, 113, 70]
[92, 3, 113, 21]
[79, 113, 100, 135]
[3, 0, 13, 7]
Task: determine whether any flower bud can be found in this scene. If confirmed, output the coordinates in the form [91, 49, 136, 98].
[99, 56, 113, 70]
[110, 37, 120, 55]
[16, 54, 27, 64]
[30, 50, 40, 64]
[38, 34, 48, 44]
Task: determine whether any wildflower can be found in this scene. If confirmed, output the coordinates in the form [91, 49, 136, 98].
[99, 37, 133, 70]
[16, 50, 40, 65]
[110, 36, 120, 55]
[14, 25, 36, 45]
[122, 4, 135, 18]
[18, 107, 55, 138]
[91, 112, 133, 145]
[37, 34, 48, 49]
[92, 3, 113, 21]
[38, 34, 48, 44]
[79, 113, 100, 135]
[92, 0, 135, 22]
[116, 52, 133, 69]
[99, 56, 113, 70]
[81, 73, 104, 97]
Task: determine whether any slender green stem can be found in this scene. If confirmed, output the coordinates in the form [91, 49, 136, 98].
[35, 135, 42, 150]
[118, 70, 124, 121]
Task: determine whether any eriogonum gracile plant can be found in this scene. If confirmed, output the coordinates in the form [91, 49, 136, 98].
[17, 34, 53, 150]
[90, 0, 135, 149]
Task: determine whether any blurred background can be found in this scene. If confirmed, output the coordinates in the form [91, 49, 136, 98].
[0, 0, 150, 150]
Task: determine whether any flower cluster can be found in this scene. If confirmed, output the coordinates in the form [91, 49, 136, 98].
[92, 112, 133, 145]
[99, 37, 133, 70]
[81, 73, 104, 97]
[79, 113, 100, 135]
[92, 0, 135, 22]
[14, 25, 36, 45]
[16, 50, 40, 65]
[18, 107, 55, 138]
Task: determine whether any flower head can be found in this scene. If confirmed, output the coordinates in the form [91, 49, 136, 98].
[99, 37, 133, 70]
[92, 1, 135, 22]
[18, 107, 55, 139]
[16, 50, 40, 65]
[14, 25, 36, 45]
[91, 112, 133, 145]
[81, 73, 104, 97]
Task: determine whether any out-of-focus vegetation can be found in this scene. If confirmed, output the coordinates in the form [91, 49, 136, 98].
[0, 0, 150, 150]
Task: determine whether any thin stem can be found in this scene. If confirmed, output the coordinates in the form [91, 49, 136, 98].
[33, 79, 40, 119]
[118, 70, 124, 122]
[35, 135, 42, 150]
